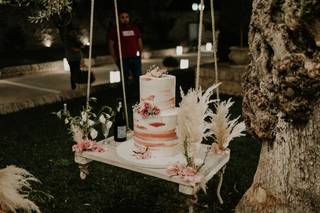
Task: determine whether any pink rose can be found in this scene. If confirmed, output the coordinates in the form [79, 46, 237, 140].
[183, 174, 203, 183]
[142, 109, 150, 119]
[72, 144, 81, 152]
[166, 163, 185, 176]
[144, 102, 152, 109]
[182, 166, 197, 176]
[72, 140, 105, 153]
[141, 150, 151, 159]
[153, 106, 160, 115]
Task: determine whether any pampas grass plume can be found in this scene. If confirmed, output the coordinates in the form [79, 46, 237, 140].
[210, 98, 246, 149]
[177, 83, 220, 144]
[0, 165, 40, 213]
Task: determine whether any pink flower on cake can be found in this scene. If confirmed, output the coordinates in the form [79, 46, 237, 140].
[134, 100, 161, 119]
[132, 146, 151, 159]
[142, 108, 150, 119]
[72, 140, 106, 153]
[143, 101, 153, 109]
[153, 105, 160, 115]
[145, 65, 167, 78]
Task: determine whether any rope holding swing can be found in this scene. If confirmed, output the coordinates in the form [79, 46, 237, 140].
[195, 0, 204, 90]
[210, 0, 220, 101]
[113, 0, 129, 128]
[85, 0, 95, 109]
[195, 0, 220, 101]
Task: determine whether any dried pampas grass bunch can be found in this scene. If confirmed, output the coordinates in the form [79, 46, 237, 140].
[210, 98, 246, 153]
[177, 84, 220, 166]
[0, 165, 40, 213]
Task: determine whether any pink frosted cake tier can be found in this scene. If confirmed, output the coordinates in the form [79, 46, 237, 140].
[140, 74, 176, 110]
[133, 108, 181, 158]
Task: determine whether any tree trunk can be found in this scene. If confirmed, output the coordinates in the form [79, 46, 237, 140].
[236, 0, 320, 212]
[237, 104, 320, 212]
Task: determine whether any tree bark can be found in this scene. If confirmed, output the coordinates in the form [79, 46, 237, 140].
[237, 104, 320, 212]
[237, 0, 320, 212]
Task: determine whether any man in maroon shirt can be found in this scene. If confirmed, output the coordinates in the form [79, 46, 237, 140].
[108, 10, 143, 91]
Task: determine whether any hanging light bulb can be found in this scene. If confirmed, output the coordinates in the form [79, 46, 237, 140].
[192, 3, 198, 11]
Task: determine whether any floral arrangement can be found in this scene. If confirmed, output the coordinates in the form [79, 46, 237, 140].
[0, 166, 40, 213]
[134, 101, 160, 119]
[176, 84, 220, 168]
[167, 84, 246, 187]
[209, 98, 246, 154]
[145, 64, 167, 78]
[54, 97, 113, 153]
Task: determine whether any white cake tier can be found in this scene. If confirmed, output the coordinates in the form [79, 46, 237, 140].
[133, 108, 180, 158]
[140, 74, 176, 110]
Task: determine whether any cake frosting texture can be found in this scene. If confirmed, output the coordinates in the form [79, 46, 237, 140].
[133, 73, 180, 158]
[140, 75, 175, 110]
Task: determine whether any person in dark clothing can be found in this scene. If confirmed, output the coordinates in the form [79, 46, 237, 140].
[108, 10, 143, 92]
[64, 27, 83, 90]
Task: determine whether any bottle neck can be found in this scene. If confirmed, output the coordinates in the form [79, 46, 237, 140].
[117, 102, 122, 112]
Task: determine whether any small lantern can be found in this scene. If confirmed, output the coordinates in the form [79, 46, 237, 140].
[110, 71, 121, 83]
[176, 46, 183, 56]
[180, 59, 189, 69]
[63, 58, 70, 72]
[205, 42, 213, 51]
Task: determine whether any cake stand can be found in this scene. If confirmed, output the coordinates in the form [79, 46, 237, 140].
[116, 139, 186, 169]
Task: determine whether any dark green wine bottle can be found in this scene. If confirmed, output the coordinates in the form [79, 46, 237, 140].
[114, 100, 127, 142]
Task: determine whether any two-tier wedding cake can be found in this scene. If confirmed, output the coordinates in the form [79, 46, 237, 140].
[117, 65, 183, 167]
[132, 69, 180, 158]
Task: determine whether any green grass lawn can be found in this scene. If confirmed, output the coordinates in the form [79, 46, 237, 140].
[0, 80, 261, 212]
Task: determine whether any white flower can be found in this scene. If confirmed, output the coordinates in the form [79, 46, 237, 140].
[56, 111, 62, 119]
[99, 115, 106, 123]
[71, 125, 84, 143]
[106, 121, 113, 129]
[88, 119, 95, 126]
[90, 128, 98, 139]
[146, 65, 167, 78]
[81, 111, 88, 122]
[64, 118, 69, 124]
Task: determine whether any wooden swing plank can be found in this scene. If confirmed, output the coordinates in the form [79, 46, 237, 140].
[74, 135, 229, 195]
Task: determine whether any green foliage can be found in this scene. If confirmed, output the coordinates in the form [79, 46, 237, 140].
[0, 0, 72, 23]
[27, 0, 72, 23]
